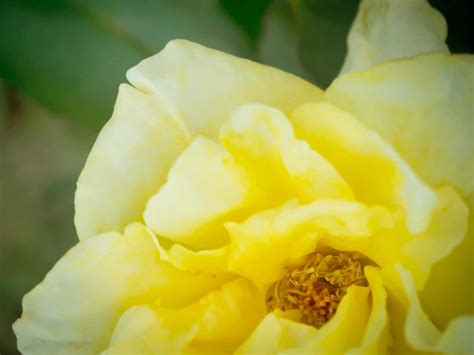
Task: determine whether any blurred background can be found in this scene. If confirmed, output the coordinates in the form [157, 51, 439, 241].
[0, 0, 472, 353]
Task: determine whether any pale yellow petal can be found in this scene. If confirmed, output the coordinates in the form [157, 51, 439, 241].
[144, 136, 254, 248]
[102, 305, 197, 355]
[327, 53, 474, 196]
[75, 84, 190, 240]
[167, 244, 229, 275]
[435, 316, 474, 354]
[382, 265, 474, 354]
[341, 0, 448, 74]
[420, 192, 474, 328]
[127, 40, 323, 139]
[237, 286, 370, 354]
[220, 103, 353, 206]
[287, 285, 371, 354]
[364, 186, 468, 289]
[156, 278, 266, 352]
[227, 199, 391, 287]
[402, 186, 468, 288]
[348, 266, 391, 355]
[292, 101, 437, 234]
[235, 313, 318, 354]
[398, 265, 442, 351]
[13, 223, 227, 355]
[234, 313, 283, 354]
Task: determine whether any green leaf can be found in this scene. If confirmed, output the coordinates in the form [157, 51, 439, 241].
[220, 0, 273, 46]
[257, 0, 313, 81]
[298, 0, 359, 88]
[0, 0, 251, 129]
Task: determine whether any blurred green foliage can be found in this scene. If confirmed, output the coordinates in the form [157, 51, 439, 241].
[0, 0, 471, 353]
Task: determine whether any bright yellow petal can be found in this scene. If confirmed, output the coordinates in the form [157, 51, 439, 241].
[348, 267, 390, 354]
[220, 103, 353, 206]
[326, 53, 474, 196]
[144, 136, 254, 248]
[13, 223, 227, 355]
[341, 0, 448, 74]
[75, 84, 190, 240]
[227, 199, 391, 287]
[127, 40, 323, 139]
[292, 101, 437, 234]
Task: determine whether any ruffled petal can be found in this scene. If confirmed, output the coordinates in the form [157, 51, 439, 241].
[327, 53, 474, 196]
[341, 0, 448, 74]
[104, 279, 264, 354]
[102, 305, 198, 355]
[13, 223, 227, 355]
[235, 313, 317, 354]
[420, 192, 474, 328]
[167, 244, 230, 275]
[292, 101, 437, 234]
[220, 103, 353, 205]
[436, 316, 474, 354]
[348, 266, 391, 354]
[144, 136, 255, 248]
[401, 186, 468, 287]
[76, 39, 323, 241]
[75, 84, 190, 240]
[106, 279, 264, 354]
[365, 186, 468, 289]
[227, 199, 391, 287]
[299, 285, 371, 354]
[382, 265, 474, 354]
[238, 285, 371, 354]
[127, 40, 323, 139]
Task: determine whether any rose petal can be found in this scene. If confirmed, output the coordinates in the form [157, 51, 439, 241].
[340, 0, 448, 74]
[382, 265, 474, 354]
[349, 266, 390, 354]
[227, 199, 391, 287]
[127, 40, 323, 139]
[75, 84, 190, 240]
[102, 305, 198, 355]
[365, 186, 468, 289]
[157, 278, 265, 348]
[144, 136, 255, 248]
[237, 285, 371, 354]
[235, 313, 316, 354]
[220, 103, 353, 205]
[13, 223, 227, 354]
[420, 192, 474, 328]
[292, 101, 437, 234]
[327, 53, 474, 196]
[167, 244, 230, 275]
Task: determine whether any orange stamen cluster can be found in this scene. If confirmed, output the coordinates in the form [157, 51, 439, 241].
[265, 252, 367, 328]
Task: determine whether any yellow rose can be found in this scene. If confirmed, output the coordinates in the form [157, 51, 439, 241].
[14, 0, 473, 354]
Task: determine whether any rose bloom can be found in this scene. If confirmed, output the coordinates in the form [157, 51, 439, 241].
[14, 1, 473, 354]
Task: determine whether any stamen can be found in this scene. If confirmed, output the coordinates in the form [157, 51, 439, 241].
[265, 252, 367, 328]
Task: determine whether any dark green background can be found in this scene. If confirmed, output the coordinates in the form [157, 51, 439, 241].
[0, 0, 471, 353]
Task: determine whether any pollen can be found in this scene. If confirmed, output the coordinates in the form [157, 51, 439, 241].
[265, 252, 368, 328]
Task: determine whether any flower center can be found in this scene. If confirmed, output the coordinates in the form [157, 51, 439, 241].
[265, 252, 368, 328]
